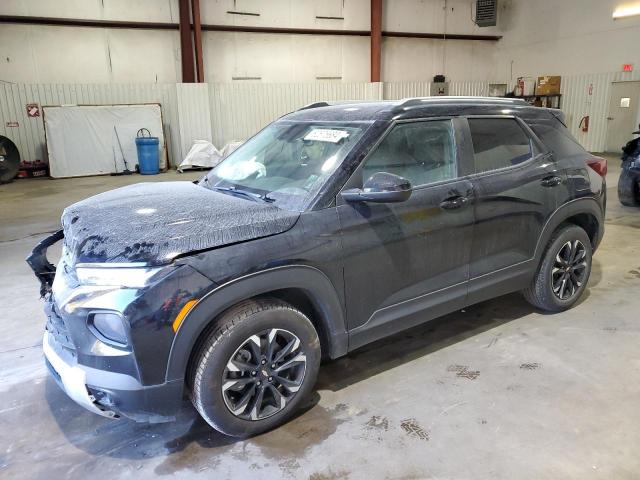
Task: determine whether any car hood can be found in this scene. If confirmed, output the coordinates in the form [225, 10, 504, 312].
[60, 181, 300, 265]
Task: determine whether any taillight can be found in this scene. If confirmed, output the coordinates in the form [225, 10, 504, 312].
[586, 157, 607, 177]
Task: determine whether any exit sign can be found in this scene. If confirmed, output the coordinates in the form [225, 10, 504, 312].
[623, 63, 634, 72]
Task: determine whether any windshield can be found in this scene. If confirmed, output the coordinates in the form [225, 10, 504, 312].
[201, 120, 370, 211]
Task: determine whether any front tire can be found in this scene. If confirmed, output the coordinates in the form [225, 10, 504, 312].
[618, 167, 640, 207]
[190, 298, 321, 438]
[523, 224, 592, 312]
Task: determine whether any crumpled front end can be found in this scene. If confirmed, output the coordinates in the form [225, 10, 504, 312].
[28, 231, 212, 422]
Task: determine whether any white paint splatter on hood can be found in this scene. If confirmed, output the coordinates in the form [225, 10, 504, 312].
[61, 181, 300, 265]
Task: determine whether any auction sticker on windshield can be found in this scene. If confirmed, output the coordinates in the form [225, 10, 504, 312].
[304, 129, 350, 143]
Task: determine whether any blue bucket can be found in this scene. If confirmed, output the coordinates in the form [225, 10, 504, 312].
[135, 128, 160, 175]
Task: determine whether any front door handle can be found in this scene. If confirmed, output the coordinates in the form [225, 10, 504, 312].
[541, 175, 562, 187]
[440, 195, 469, 210]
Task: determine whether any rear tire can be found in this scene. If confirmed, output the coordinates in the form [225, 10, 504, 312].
[523, 224, 592, 312]
[618, 168, 640, 207]
[190, 298, 321, 438]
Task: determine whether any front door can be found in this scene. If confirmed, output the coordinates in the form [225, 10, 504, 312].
[337, 118, 475, 349]
[606, 81, 640, 153]
[464, 116, 561, 303]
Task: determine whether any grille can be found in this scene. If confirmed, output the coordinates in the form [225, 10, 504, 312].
[45, 300, 76, 353]
[476, 0, 498, 27]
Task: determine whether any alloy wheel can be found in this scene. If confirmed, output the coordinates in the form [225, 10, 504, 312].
[221, 328, 307, 421]
[551, 240, 588, 300]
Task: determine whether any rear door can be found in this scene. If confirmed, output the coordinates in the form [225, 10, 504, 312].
[338, 118, 475, 348]
[464, 116, 561, 303]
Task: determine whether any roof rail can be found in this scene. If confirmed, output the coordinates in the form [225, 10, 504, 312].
[393, 96, 527, 111]
[298, 101, 331, 111]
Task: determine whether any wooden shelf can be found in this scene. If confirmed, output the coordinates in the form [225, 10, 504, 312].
[510, 93, 562, 109]
[519, 94, 562, 98]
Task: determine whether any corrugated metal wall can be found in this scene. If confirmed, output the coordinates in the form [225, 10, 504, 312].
[560, 72, 640, 152]
[176, 84, 213, 161]
[3, 76, 639, 169]
[0, 83, 180, 166]
[208, 82, 383, 148]
[384, 82, 431, 99]
[383, 81, 500, 99]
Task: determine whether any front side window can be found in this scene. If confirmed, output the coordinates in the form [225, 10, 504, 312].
[468, 118, 535, 173]
[359, 120, 457, 187]
[203, 121, 369, 211]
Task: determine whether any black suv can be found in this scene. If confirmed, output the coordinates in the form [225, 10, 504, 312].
[29, 97, 606, 437]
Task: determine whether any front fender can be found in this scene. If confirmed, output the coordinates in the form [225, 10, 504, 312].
[165, 265, 347, 383]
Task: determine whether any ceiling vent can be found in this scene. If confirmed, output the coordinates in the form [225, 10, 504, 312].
[475, 0, 498, 27]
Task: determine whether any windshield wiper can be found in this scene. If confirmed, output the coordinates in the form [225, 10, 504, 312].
[210, 186, 275, 203]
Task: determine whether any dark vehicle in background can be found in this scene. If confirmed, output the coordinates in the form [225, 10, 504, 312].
[618, 125, 640, 206]
[28, 97, 606, 437]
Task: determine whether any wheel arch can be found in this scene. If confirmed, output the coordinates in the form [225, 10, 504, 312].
[165, 265, 348, 384]
[534, 198, 604, 266]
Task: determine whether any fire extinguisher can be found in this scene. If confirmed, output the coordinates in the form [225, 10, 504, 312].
[579, 116, 589, 132]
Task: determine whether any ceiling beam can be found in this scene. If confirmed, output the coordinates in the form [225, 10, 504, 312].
[0, 16, 502, 41]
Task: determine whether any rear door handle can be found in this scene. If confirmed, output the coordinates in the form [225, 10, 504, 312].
[440, 195, 469, 210]
[541, 175, 562, 187]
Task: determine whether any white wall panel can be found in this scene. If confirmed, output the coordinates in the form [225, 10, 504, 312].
[199, 0, 370, 30]
[383, 81, 498, 99]
[497, 0, 640, 80]
[560, 72, 640, 153]
[6, 76, 634, 174]
[0, 83, 180, 166]
[208, 82, 383, 147]
[176, 83, 213, 161]
[383, 82, 431, 100]
[202, 32, 371, 83]
[449, 81, 491, 97]
[0, 0, 177, 22]
[381, 37, 500, 83]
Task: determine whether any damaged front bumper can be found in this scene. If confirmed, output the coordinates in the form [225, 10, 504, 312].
[43, 330, 118, 418]
[27, 230, 196, 423]
[26, 229, 63, 297]
[43, 326, 183, 422]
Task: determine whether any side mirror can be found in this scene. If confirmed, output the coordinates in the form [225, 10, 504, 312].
[341, 172, 412, 203]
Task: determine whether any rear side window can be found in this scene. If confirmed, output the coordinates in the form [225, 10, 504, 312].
[468, 118, 533, 173]
[529, 122, 586, 158]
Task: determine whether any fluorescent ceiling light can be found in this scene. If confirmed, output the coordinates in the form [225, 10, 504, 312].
[613, 4, 640, 18]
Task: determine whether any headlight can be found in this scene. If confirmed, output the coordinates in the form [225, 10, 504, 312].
[76, 264, 167, 288]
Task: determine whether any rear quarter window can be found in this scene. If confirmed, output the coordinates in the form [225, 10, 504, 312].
[528, 120, 587, 158]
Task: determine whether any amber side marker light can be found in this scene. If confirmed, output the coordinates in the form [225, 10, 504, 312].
[172, 299, 198, 333]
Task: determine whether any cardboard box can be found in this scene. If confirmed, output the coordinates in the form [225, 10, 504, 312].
[536, 76, 561, 95]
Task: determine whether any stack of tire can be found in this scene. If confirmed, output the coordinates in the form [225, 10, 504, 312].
[0, 136, 20, 184]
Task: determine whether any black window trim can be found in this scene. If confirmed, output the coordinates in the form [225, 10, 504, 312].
[338, 116, 464, 197]
[463, 114, 550, 179]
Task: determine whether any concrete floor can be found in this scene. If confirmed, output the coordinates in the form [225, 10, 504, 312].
[1, 159, 639, 480]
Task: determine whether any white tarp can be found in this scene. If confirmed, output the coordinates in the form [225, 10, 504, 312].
[44, 104, 166, 178]
[178, 140, 243, 172]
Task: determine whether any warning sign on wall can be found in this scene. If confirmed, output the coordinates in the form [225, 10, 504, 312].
[26, 104, 40, 117]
